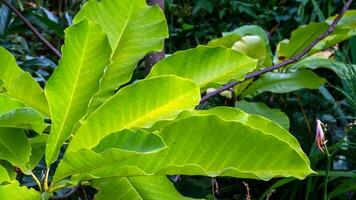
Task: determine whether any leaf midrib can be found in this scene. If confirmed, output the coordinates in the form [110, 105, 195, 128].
[47, 24, 92, 162]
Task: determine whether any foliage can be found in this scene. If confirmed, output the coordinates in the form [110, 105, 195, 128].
[0, 0, 355, 199]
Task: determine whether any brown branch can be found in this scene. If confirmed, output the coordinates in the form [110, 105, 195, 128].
[1, 0, 62, 58]
[145, 0, 165, 74]
[200, 0, 353, 104]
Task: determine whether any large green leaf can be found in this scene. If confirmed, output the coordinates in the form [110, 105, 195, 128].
[0, 94, 45, 133]
[73, 0, 168, 110]
[235, 101, 290, 129]
[93, 176, 196, 200]
[147, 46, 257, 89]
[67, 76, 200, 152]
[279, 11, 356, 60]
[0, 47, 49, 115]
[54, 129, 166, 183]
[289, 56, 347, 76]
[0, 128, 31, 172]
[45, 19, 112, 165]
[0, 181, 41, 200]
[55, 113, 313, 183]
[278, 22, 329, 60]
[242, 70, 327, 97]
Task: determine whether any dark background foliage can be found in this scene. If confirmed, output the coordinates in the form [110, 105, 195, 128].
[0, 0, 355, 199]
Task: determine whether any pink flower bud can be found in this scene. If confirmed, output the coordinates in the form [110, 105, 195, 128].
[316, 119, 326, 152]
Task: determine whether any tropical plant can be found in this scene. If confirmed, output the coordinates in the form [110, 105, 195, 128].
[0, 0, 354, 199]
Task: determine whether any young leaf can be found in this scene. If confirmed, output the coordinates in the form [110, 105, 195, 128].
[235, 101, 290, 129]
[0, 47, 49, 115]
[148, 46, 257, 89]
[73, 0, 168, 110]
[0, 181, 41, 199]
[208, 25, 273, 66]
[0, 128, 31, 172]
[45, 19, 112, 165]
[0, 94, 45, 133]
[67, 76, 200, 152]
[92, 176, 198, 200]
[55, 114, 313, 183]
[242, 70, 327, 97]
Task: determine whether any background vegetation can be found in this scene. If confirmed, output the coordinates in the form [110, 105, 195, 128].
[0, 0, 355, 199]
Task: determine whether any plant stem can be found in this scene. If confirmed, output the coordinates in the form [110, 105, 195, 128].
[29, 171, 43, 192]
[43, 168, 50, 192]
[0, 0, 62, 58]
[199, 0, 353, 104]
[323, 148, 331, 200]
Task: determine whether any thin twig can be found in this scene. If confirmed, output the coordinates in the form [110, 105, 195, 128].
[200, 0, 353, 104]
[1, 0, 62, 58]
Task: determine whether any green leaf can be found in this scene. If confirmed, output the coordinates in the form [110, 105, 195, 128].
[208, 25, 273, 66]
[28, 135, 47, 170]
[0, 165, 11, 183]
[0, 46, 49, 115]
[289, 56, 347, 76]
[0, 94, 45, 133]
[0, 181, 41, 199]
[242, 70, 327, 97]
[232, 35, 267, 66]
[74, 0, 168, 110]
[67, 76, 200, 152]
[278, 22, 329, 60]
[0, 128, 31, 172]
[92, 129, 166, 154]
[93, 176, 197, 200]
[235, 101, 290, 130]
[45, 19, 112, 165]
[278, 12, 356, 60]
[54, 129, 167, 183]
[148, 46, 257, 89]
[56, 112, 313, 183]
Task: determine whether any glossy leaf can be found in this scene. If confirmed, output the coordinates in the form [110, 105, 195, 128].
[0, 47, 49, 115]
[0, 128, 31, 172]
[0, 165, 10, 183]
[92, 129, 166, 154]
[235, 101, 290, 129]
[45, 19, 112, 165]
[74, 0, 168, 110]
[28, 135, 47, 170]
[54, 129, 167, 182]
[0, 181, 40, 199]
[93, 176, 197, 200]
[148, 46, 257, 89]
[290, 56, 347, 76]
[56, 113, 313, 183]
[67, 76, 200, 152]
[278, 22, 329, 60]
[279, 11, 356, 60]
[242, 70, 327, 97]
[0, 94, 45, 133]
